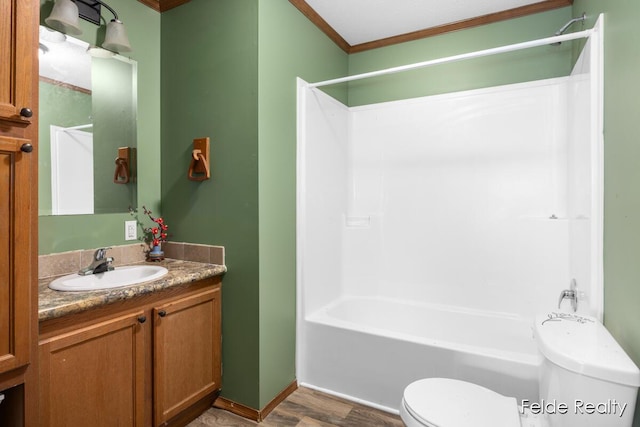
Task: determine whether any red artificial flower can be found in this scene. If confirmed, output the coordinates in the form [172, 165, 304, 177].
[142, 206, 169, 246]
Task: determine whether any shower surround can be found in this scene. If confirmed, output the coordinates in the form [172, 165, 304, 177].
[296, 30, 602, 413]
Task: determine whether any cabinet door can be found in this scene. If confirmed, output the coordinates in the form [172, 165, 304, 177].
[153, 287, 221, 425]
[39, 312, 147, 427]
[0, 0, 35, 124]
[0, 136, 32, 374]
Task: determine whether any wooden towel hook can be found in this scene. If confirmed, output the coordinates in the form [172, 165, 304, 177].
[188, 137, 211, 181]
[114, 147, 131, 184]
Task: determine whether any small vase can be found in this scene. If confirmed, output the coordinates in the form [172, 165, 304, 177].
[147, 244, 165, 262]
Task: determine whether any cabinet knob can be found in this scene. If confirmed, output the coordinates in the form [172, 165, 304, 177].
[20, 143, 33, 153]
[137, 315, 146, 324]
[158, 310, 167, 318]
[19, 108, 33, 118]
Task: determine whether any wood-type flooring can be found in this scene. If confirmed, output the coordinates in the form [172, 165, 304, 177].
[188, 386, 404, 426]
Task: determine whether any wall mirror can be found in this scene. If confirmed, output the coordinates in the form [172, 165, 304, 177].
[38, 25, 138, 216]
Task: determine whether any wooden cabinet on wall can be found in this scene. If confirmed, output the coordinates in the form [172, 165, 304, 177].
[0, 0, 39, 425]
[0, 0, 37, 125]
[0, 136, 33, 372]
[39, 278, 222, 427]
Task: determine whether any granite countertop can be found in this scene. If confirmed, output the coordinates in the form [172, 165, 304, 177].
[39, 259, 226, 322]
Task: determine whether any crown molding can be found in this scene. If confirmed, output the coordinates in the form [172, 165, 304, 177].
[289, 0, 573, 54]
[137, 0, 191, 13]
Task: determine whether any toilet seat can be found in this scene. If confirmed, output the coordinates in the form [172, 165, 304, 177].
[401, 378, 521, 427]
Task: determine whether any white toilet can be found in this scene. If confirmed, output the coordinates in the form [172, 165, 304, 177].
[400, 312, 640, 427]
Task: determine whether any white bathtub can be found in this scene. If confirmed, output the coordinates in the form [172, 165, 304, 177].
[297, 296, 541, 413]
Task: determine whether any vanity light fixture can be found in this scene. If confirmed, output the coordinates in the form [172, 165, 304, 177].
[45, 0, 132, 53]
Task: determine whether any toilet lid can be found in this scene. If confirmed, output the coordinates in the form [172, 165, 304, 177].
[403, 378, 521, 427]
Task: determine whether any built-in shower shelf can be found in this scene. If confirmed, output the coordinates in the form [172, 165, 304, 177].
[518, 216, 590, 221]
[521, 216, 568, 221]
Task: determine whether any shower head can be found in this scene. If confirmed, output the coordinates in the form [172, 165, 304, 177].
[551, 13, 586, 45]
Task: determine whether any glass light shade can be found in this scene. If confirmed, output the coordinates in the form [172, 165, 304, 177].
[102, 19, 132, 53]
[87, 46, 115, 58]
[45, 0, 82, 36]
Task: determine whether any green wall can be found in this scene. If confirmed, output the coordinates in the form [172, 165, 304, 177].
[569, 2, 640, 425]
[38, 0, 161, 253]
[161, 0, 261, 408]
[257, 1, 347, 407]
[160, 0, 346, 409]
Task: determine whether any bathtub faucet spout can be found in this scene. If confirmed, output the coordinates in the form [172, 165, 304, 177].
[558, 279, 578, 312]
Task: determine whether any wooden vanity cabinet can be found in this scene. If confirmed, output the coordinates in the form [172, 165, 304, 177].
[153, 287, 221, 425]
[39, 278, 222, 427]
[38, 311, 146, 427]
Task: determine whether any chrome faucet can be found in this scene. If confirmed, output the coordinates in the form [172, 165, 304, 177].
[78, 247, 115, 275]
[558, 278, 578, 312]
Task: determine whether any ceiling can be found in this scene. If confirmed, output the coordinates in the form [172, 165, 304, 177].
[137, 0, 572, 54]
[289, 0, 572, 53]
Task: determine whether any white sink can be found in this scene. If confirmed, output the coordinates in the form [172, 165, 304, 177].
[49, 265, 169, 292]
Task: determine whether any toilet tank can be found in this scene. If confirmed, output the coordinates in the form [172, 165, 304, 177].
[533, 312, 640, 427]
